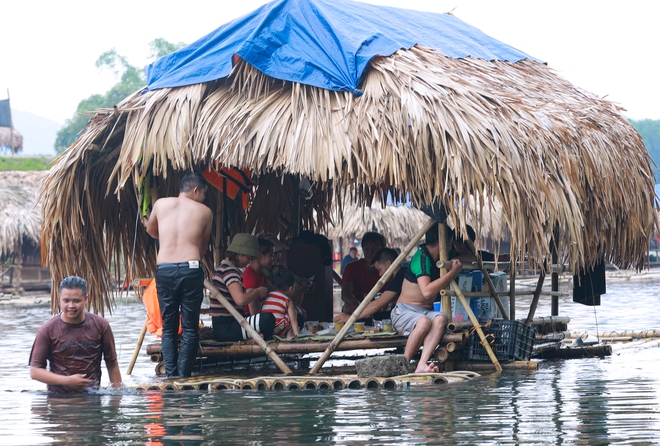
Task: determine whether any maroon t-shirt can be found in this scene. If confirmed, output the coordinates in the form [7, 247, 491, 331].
[29, 313, 117, 393]
[342, 258, 386, 302]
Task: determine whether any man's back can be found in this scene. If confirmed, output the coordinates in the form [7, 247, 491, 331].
[149, 196, 212, 264]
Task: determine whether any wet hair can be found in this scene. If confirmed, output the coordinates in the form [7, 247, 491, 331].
[273, 268, 296, 291]
[257, 238, 274, 255]
[349, 247, 358, 253]
[371, 247, 398, 265]
[361, 232, 386, 248]
[59, 276, 87, 295]
[180, 172, 208, 193]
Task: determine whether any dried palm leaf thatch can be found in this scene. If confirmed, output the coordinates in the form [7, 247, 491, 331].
[41, 46, 656, 313]
[324, 199, 429, 250]
[0, 127, 23, 154]
[0, 171, 43, 258]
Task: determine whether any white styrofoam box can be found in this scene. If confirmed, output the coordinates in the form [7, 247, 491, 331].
[450, 295, 510, 321]
[450, 273, 473, 294]
[489, 271, 508, 292]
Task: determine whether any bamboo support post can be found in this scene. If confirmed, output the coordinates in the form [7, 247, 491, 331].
[127, 316, 149, 375]
[524, 272, 546, 325]
[509, 266, 516, 320]
[310, 217, 438, 374]
[204, 279, 293, 375]
[466, 239, 509, 320]
[452, 280, 502, 373]
[438, 222, 451, 322]
[550, 226, 559, 316]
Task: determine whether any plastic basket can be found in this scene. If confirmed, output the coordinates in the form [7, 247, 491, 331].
[465, 319, 535, 362]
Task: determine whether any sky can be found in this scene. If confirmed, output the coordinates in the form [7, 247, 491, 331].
[1, 0, 658, 125]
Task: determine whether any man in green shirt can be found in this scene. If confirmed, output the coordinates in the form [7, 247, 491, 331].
[392, 225, 462, 373]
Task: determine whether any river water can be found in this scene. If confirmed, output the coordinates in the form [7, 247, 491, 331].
[1, 281, 659, 444]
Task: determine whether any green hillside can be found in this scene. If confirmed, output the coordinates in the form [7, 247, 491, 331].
[0, 156, 54, 171]
[630, 119, 660, 182]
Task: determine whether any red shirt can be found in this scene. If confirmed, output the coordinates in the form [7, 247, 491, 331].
[242, 265, 268, 314]
[342, 258, 385, 302]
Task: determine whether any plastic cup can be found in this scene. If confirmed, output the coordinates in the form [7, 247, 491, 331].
[433, 302, 441, 312]
[353, 321, 365, 332]
[306, 321, 319, 332]
[382, 319, 393, 332]
[334, 321, 345, 331]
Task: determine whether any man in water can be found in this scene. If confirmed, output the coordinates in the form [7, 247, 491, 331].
[29, 276, 122, 392]
[147, 172, 213, 377]
[391, 225, 462, 373]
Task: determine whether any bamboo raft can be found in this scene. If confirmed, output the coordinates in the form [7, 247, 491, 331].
[131, 371, 482, 392]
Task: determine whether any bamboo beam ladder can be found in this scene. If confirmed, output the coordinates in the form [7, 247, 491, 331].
[309, 217, 438, 374]
[204, 279, 293, 375]
[465, 239, 509, 320]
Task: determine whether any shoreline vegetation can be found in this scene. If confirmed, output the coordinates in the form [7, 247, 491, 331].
[0, 156, 54, 171]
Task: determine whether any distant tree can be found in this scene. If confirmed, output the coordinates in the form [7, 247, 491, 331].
[630, 119, 660, 182]
[55, 39, 186, 153]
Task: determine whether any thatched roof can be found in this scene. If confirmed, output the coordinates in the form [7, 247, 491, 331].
[324, 201, 429, 250]
[0, 127, 23, 154]
[0, 171, 42, 258]
[41, 31, 656, 313]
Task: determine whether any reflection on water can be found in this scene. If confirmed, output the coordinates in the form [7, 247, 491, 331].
[0, 282, 659, 444]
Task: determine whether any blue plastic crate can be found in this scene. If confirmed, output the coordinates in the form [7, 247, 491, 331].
[465, 319, 535, 362]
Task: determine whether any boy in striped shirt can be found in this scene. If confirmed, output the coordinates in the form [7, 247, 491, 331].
[261, 269, 300, 338]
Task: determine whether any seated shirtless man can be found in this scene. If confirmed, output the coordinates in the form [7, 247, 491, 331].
[391, 225, 462, 373]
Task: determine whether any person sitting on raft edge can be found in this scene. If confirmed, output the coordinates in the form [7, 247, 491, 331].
[211, 233, 275, 342]
[391, 225, 462, 373]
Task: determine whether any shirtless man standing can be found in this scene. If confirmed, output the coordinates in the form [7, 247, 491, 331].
[391, 225, 462, 373]
[147, 172, 213, 377]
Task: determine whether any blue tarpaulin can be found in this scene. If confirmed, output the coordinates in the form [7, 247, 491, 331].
[146, 0, 539, 93]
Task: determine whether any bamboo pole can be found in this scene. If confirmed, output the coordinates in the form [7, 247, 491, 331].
[146, 332, 467, 356]
[204, 279, 293, 375]
[127, 316, 149, 375]
[525, 272, 546, 325]
[509, 265, 516, 320]
[455, 360, 537, 371]
[452, 280, 502, 373]
[441, 290, 510, 298]
[438, 222, 451, 322]
[310, 217, 438, 374]
[466, 240, 509, 320]
[550, 226, 559, 316]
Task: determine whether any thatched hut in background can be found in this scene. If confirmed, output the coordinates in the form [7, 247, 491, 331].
[0, 127, 23, 155]
[0, 171, 49, 293]
[324, 201, 429, 255]
[41, 0, 656, 314]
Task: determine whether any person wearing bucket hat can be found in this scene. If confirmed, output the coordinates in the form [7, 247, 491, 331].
[210, 233, 275, 342]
